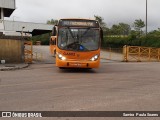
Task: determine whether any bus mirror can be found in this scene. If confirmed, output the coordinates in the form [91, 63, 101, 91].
[52, 26, 57, 36]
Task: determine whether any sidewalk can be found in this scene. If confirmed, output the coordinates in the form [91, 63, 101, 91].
[0, 63, 29, 71]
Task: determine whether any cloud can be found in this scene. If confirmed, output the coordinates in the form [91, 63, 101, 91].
[5, 0, 160, 31]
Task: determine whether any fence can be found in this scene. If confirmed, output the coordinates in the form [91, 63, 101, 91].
[123, 45, 160, 62]
[0, 39, 23, 63]
[101, 48, 123, 62]
[33, 52, 43, 62]
[24, 41, 43, 63]
[24, 41, 33, 63]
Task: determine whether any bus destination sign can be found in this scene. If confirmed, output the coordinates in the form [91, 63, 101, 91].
[59, 20, 99, 27]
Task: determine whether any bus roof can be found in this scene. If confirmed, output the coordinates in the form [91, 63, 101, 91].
[59, 18, 97, 21]
[58, 18, 99, 27]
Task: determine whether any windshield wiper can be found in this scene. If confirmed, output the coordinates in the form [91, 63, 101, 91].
[81, 27, 91, 38]
[67, 27, 74, 39]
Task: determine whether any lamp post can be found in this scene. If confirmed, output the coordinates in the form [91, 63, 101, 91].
[21, 26, 25, 62]
[21, 26, 25, 40]
[146, 0, 148, 36]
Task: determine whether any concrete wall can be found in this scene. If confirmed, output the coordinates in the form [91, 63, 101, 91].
[0, 39, 24, 63]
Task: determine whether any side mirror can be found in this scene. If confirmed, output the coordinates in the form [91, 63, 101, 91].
[50, 36, 57, 45]
[52, 26, 57, 36]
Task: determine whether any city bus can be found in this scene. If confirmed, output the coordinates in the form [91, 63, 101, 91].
[50, 18, 103, 69]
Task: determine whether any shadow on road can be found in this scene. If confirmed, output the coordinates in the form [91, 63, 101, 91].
[57, 68, 97, 73]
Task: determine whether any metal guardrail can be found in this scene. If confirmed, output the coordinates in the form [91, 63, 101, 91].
[123, 45, 160, 62]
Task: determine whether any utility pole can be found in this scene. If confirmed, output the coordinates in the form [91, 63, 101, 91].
[21, 26, 25, 62]
[146, 0, 148, 36]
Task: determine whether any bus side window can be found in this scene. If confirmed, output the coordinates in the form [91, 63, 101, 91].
[50, 39, 54, 45]
[54, 39, 56, 45]
[50, 39, 52, 45]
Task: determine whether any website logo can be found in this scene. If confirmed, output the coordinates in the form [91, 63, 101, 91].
[2, 112, 11, 117]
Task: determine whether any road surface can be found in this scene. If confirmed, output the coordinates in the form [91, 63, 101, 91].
[0, 46, 160, 120]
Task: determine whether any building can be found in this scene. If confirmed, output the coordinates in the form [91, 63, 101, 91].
[0, 0, 53, 63]
[0, 0, 53, 37]
[0, 0, 15, 33]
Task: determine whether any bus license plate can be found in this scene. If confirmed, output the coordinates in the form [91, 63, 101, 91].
[73, 63, 81, 67]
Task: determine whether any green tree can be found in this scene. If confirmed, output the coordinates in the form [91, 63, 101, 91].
[110, 23, 131, 36]
[119, 23, 131, 35]
[94, 15, 106, 30]
[134, 19, 145, 37]
[47, 19, 58, 25]
[111, 24, 121, 35]
[148, 28, 160, 37]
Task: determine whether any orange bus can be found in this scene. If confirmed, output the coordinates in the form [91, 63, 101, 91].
[50, 18, 103, 69]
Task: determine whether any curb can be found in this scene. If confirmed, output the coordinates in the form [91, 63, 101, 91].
[0, 64, 29, 71]
[100, 58, 123, 62]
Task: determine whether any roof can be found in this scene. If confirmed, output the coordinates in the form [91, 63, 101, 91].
[4, 20, 53, 36]
[59, 18, 96, 21]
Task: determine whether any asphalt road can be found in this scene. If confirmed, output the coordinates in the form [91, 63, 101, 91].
[0, 46, 160, 120]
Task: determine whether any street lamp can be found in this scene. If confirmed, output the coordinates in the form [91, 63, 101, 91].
[146, 0, 148, 36]
[21, 26, 25, 63]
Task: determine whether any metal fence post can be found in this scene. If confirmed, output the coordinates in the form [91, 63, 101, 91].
[109, 47, 112, 60]
[31, 42, 33, 62]
[123, 45, 128, 62]
[148, 48, 151, 62]
[138, 47, 141, 62]
[158, 48, 160, 62]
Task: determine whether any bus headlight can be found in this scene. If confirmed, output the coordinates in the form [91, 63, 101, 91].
[57, 53, 66, 60]
[90, 55, 99, 61]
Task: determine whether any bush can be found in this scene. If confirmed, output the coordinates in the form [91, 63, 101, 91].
[31, 33, 160, 48]
[103, 35, 160, 48]
[31, 33, 51, 45]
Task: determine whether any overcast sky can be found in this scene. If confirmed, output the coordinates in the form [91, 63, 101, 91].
[5, 0, 160, 31]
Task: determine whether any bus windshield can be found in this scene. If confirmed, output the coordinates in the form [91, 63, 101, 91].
[58, 27, 100, 51]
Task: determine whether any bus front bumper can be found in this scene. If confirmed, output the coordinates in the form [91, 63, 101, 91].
[56, 59, 100, 68]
